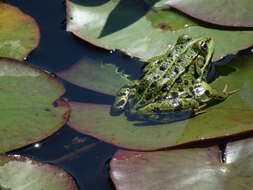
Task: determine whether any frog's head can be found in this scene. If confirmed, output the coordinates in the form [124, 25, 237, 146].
[193, 37, 215, 79]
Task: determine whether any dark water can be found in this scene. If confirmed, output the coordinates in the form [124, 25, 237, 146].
[4, 0, 127, 189]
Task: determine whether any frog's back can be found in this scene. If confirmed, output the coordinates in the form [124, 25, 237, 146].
[137, 36, 201, 103]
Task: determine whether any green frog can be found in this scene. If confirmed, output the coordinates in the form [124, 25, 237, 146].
[111, 35, 237, 123]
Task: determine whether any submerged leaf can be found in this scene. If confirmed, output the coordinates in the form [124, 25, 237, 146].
[0, 2, 40, 60]
[110, 138, 253, 190]
[0, 155, 78, 190]
[0, 58, 69, 153]
[168, 0, 253, 28]
[68, 55, 253, 150]
[66, 0, 253, 62]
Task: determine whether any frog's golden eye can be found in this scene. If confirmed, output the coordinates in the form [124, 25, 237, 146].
[198, 41, 209, 52]
[202, 42, 208, 50]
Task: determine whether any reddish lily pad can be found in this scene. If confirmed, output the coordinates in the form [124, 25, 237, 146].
[0, 155, 77, 189]
[66, 0, 253, 62]
[110, 138, 253, 190]
[0, 2, 40, 60]
[68, 55, 253, 150]
[0, 58, 69, 153]
[168, 0, 253, 28]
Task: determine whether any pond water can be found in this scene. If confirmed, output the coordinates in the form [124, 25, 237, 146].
[4, 0, 126, 189]
[4, 0, 253, 189]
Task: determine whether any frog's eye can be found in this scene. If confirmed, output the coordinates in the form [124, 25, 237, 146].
[202, 42, 208, 50]
[198, 41, 209, 53]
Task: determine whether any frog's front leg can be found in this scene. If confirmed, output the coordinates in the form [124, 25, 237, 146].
[111, 81, 138, 115]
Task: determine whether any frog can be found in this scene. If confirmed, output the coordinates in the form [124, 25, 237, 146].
[110, 35, 238, 123]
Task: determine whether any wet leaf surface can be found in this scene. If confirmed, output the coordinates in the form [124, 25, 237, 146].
[0, 58, 69, 153]
[0, 155, 78, 190]
[66, 0, 253, 62]
[0, 2, 40, 60]
[168, 0, 253, 28]
[68, 55, 253, 150]
[110, 137, 253, 190]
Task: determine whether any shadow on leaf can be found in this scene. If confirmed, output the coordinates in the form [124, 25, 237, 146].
[99, 0, 159, 38]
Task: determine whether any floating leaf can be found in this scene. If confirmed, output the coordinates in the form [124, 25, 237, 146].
[0, 2, 40, 60]
[110, 138, 253, 190]
[58, 57, 130, 96]
[68, 55, 253, 150]
[66, 0, 253, 62]
[0, 58, 69, 153]
[168, 0, 253, 28]
[0, 155, 77, 190]
[145, 7, 198, 31]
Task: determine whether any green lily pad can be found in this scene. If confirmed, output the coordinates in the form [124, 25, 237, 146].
[0, 58, 69, 153]
[0, 2, 40, 60]
[0, 155, 77, 190]
[66, 0, 253, 62]
[68, 54, 253, 150]
[168, 0, 253, 28]
[110, 138, 253, 190]
[58, 57, 130, 96]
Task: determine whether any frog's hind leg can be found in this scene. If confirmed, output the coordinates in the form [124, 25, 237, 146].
[201, 81, 239, 101]
[111, 82, 137, 115]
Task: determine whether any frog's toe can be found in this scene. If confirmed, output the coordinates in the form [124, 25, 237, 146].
[228, 89, 240, 95]
[194, 109, 206, 116]
[222, 84, 228, 94]
[223, 84, 239, 96]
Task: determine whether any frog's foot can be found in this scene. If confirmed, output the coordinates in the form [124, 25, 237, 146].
[194, 110, 206, 116]
[193, 104, 207, 116]
[110, 101, 126, 116]
[111, 91, 129, 115]
[223, 84, 239, 97]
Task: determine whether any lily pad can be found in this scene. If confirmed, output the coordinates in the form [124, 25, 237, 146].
[168, 0, 253, 28]
[58, 57, 130, 96]
[0, 58, 69, 153]
[0, 2, 40, 60]
[68, 54, 253, 150]
[0, 155, 77, 190]
[66, 0, 253, 62]
[110, 138, 253, 190]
